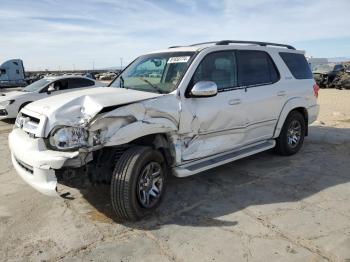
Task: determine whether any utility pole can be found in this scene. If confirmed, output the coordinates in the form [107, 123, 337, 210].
[120, 57, 123, 70]
[92, 60, 95, 71]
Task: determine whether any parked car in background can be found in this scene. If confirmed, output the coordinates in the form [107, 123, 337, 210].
[313, 63, 345, 88]
[0, 75, 102, 119]
[9, 40, 319, 221]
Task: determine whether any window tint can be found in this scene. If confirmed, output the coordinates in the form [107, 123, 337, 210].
[237, 50, 279, 86]
[279, 52, 313, 79]
[192, 51, 237, 90]
[334, 64, 343, 71]
[69, 78, 95, 89]
[53, 79, 68, 91]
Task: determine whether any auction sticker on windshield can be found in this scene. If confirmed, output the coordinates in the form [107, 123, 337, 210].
[167, 56, 190, 63]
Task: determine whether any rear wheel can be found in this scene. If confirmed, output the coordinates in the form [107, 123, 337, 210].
[110, 146, 167, 221]
[275, 111, 306, 156]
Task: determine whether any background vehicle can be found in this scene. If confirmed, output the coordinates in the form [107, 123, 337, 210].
[0, 59, 26, 88]
[0, 75, 102, 119]
[9, 40, 319, 221]
[313, 63, 345, 88]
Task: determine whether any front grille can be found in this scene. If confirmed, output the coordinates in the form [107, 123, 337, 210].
[21, 113, 40, 125]
[16, 113, 41, 134]
[15, 158, 34, 174]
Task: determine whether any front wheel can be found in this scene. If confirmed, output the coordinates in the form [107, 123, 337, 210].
[275, 111, 306, 156]
[111, 146, 167, 221]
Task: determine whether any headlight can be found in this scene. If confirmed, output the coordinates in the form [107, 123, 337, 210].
[49, 127, 89, 150]
[0, 100, 15, 107]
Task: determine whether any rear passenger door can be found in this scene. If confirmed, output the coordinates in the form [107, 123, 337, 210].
[236, 50, 285, 144]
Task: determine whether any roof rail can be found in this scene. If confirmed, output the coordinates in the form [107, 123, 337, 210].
[215, 40, 296, 50]
[169, 40, 296, 50]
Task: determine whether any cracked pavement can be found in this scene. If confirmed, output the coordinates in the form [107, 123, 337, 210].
[0, 89, 349, 262]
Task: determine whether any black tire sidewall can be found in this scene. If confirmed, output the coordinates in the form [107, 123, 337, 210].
[111, 147, 167, 220]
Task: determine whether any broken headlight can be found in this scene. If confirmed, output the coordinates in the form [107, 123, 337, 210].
[49, 127, 89, 150]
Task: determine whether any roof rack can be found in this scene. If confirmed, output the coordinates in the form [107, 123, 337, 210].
[169, 40, 296, 50]
[215, 40, 296, 50]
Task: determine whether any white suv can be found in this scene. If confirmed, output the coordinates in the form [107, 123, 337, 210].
[9, 40, 320, 221]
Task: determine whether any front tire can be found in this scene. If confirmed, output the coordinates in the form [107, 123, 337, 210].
[275, 111, 306, 156]
[111, 146, 167, 221]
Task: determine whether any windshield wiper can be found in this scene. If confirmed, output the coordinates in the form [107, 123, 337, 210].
[136, 77, 164, 94]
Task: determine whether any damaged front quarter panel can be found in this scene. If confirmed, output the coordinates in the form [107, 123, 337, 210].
[88, 95, 181, 147]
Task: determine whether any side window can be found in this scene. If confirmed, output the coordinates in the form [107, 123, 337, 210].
[0, 69, 6, 75]
[334, 64, 343, 71]
[68, 78, 94, 89]
[236, 50, 279, 86]
[191, 51, 237, 90]
[54, 79, 68, 91]
[279, 52, 313, 79]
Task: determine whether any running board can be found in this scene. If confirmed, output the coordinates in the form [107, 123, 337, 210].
[173, 140, 276, 178]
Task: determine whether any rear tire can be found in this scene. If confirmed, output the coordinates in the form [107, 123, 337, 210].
[275, 111, 306, 156]
[111, 146, 167, 221]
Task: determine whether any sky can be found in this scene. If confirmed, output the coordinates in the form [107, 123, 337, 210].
[0, 0, 349, 70]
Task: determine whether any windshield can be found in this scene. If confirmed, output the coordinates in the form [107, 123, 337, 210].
[23, 78, 51, 92]
[110, 52, 195, 94]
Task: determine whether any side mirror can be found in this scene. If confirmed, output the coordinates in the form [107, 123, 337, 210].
[190, 81, 218, 97]
[47, 84, 55, 93]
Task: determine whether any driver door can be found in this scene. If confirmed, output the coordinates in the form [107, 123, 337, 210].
[179, 51, 248, 161]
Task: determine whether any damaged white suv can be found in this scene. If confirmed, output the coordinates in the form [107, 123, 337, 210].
[9, 40, 320, 221]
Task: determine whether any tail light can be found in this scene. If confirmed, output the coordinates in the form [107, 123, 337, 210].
[313, 83, 320, 98]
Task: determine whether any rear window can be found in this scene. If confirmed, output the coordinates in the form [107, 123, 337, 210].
[236, 50, 279, 86]
[279, 52, 313, 79]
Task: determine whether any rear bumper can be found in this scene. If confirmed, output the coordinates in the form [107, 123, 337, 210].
[9, 128, 81, 196]
[308, 104, 320, 124]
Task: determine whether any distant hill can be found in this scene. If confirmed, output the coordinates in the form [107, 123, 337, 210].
[327, 57, 350, 63]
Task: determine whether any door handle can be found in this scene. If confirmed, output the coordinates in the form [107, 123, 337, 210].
[229, 99, 241, 105]
[277, 91, 286, 96]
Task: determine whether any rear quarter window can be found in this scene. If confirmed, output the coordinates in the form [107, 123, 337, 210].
[279, 52, 313, 79]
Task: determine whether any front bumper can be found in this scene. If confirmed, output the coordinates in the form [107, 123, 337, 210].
[9, 128, 80, 196]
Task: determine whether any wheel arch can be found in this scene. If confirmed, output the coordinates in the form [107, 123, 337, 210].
[273, 98, 309, 138]
[128, 133, 176, 168]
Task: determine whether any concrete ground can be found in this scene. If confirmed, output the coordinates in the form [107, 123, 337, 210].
[0, 89, 349, 262]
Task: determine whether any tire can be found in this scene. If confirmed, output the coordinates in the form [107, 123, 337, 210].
[111, 146, 167, 221]
[275, 111, 306, 156]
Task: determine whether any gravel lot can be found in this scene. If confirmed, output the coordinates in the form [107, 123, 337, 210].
[0, 89, 349, 262]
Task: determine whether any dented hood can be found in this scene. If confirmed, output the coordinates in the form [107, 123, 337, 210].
[25, 87, 162, 128]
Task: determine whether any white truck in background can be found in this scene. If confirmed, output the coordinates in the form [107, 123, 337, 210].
[0, 59, 26, 88]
